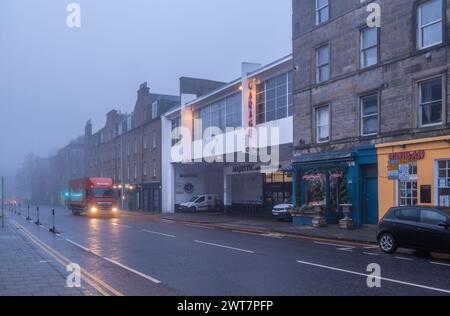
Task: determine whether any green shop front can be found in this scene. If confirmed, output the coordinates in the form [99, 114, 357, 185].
[292, 146, 379, 227]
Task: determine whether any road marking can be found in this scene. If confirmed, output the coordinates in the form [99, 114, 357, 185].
[111, 223, 131, 228]
[363, 252, 379, 256]
[142, 230, 176, 238]
[103, 258, 161, 284]
[364, 245, 379, 249]
[395, 256, 414, 261]
[430, 261, 450, 267]
[338, 247, 354, 252]
[296, 260, 450, 294]
[185, 224, 215, 230]
[66, 239, 91, 252]
[232, 230, 261, 236]
[195, 240, 254, 254]
[13, 221, 122, 296]
[314, 241, 355, 249]
[262, 233, 284, 239]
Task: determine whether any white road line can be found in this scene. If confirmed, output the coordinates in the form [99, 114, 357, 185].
[262, 233, 284, 239]
[142, 230, 176, 238]
[363, 252, 379, 256]
[430, 261, 450, 267]
[103, 258, 161, 284]
[364, 245, 379, 249]
[66, 239, 91, 252]
[195, 240, 254, 254]
[338, 247, 354, 252]
[395, 256, 414, 261]
[314, 241, 355, 248]
[111, 223, 131, 228]
[232, 230, 261, 236]
[296, 260, 450, 294]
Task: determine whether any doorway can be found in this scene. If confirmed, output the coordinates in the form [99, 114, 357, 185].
[362, 164, 379, 225]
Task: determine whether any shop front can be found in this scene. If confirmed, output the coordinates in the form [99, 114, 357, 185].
[376, 136, 450, 219]
[292, 145, 378, 226]
[224, 162, 293, 216]
[141, 182, 162, 213]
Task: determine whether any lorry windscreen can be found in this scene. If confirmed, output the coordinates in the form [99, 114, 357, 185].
[89, 188, 115, 198]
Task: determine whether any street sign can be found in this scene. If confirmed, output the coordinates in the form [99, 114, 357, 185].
[387, 160, 399, 180]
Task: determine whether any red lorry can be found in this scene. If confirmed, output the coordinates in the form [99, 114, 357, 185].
[68, 178, 118, 217]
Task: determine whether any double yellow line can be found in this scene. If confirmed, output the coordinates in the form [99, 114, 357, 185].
[12, 220, 123, 296]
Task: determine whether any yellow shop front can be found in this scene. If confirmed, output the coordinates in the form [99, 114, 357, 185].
[377, 136, 450, 219]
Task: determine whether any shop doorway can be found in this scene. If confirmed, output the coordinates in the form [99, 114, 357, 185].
[142, 186, 161, 213]
[362, 164, 379, 225]
[263, 171, 293, 212]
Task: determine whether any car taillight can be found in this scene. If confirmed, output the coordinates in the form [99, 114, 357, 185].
[378, 218, 383, 225]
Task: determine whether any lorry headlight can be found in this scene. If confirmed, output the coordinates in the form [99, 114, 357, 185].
[112, 207, 118, 212]
[90, 207, 98, 213]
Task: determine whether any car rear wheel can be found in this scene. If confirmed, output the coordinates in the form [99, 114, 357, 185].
[189, 207, 196, 213]
[379, 233, 397, 254]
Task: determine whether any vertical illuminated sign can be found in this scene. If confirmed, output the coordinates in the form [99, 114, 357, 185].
[248, 81, 254, 129]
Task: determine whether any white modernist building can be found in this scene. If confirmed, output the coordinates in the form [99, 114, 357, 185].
[162, 55, 294, 215]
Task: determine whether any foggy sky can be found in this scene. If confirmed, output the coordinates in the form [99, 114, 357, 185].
[0, 0, 292, 178]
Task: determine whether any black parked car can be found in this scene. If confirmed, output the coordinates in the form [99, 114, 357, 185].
[377, 206, 450, 254]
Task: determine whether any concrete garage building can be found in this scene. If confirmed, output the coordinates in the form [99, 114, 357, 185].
[162, 55, 294, 215]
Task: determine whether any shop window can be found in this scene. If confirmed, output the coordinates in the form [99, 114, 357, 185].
[399, 162, 418, 206]
[438, 160, 450, 206]
[419, 77, 443, 127]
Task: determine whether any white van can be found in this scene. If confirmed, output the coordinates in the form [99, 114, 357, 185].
[178, 194, 222, 213]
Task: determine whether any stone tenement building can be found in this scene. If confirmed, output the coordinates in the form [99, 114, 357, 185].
[84, 78, 225, 212]
[84, 82, 180, 212]
[291, 0, 450, 226]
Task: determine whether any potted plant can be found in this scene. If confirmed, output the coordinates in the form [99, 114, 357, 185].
[339, 192, 354, 230]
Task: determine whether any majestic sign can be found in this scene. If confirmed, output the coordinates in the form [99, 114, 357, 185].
[388, 150, 425, 162]
[232, 165, 261, 174]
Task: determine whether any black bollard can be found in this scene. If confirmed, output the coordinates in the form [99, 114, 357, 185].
[49, 209, 59, 234]
[26, 205, 31, 221]
[18, 203, 21, 216]
[35, 206, 41, 226]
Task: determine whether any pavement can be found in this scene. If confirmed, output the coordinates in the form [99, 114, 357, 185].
[0, 220, 85, 296]
[1, 206, 450, 296]
[122, 211, 378, 244]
